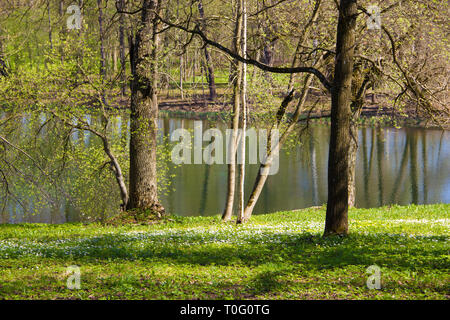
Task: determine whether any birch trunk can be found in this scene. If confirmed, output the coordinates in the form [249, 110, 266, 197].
[222, 0, 243, 221]
[237, 0, 247, 223]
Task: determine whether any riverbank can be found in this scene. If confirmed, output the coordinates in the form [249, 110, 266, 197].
[157, 93, 443, 128]
[0, 204, 448, 299]
[145, 94, 448, 128]
[2, 88, 446, 129]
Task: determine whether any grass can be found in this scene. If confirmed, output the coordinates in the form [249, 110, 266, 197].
[0, 204, 448, 300]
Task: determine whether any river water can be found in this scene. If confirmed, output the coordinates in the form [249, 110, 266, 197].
[2, 116, 449, 222]
[160, 118, 450, 217]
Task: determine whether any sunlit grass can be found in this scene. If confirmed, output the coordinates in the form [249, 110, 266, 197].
[0, 204, 448, 299]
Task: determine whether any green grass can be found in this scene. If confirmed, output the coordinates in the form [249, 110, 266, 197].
[0, 204, 449, 300]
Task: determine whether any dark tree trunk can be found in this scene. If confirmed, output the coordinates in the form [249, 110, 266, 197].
[259, 7, 275, 67]
[203, 47, 216, 100]
[0, 57, 7, 77]
[126, 0, 164, 216]
[97, 0, 106, 101]
[324, 0, 357, 236]
[47, 1, 53, 50]
[118, 0, 127, 96]
[0, 27, 7, 77]
[58, 0, 65, 62]
[261, 45, 274, 66]
[197, 0, 216, 100]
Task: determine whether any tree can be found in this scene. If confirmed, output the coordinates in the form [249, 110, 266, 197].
[117, 0, 127, 96]
[323, 0, 358, 236]
[97, 0, 107, 103]
[1, 0, 447, 226]
[158, 2, 332, 226]
[222, 0, 244, 221]
[126, 0, 165, 216]
[197, 0, 217, 100]
[0, 26, 7, 77]
[241, 0, 323, 221]
[237, 0, 248, 223]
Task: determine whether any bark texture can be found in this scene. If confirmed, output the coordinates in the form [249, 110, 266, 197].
[222, 0, 243, 221]
[237, 0, 247, 223]
[127, 0, 164, 216]
[324, 0, 357, 236]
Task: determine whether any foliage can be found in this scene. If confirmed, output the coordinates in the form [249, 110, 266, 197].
[0, 204, 448, 299]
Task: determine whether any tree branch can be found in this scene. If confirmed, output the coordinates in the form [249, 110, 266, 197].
[157, 15, 333, 91]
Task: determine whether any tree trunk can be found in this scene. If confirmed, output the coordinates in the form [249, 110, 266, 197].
[197, 0, 217, 100]
[97, 0, 106, 103]
[241, 9, 326, 220]
[113, 46, 118, 74]
[222, 0, 243, 221]
[324, 0, 357, 237]
[237, 0, 247, 223]
[102, 137, 129, 210]
[58, 0, 65, 62]
[259, 5, 275, 68]
[127, 0, 164, 216]
[243, 75, 311, 220]
[47, 1, 53, 50]
[0, 56, 6, 77]
[118, 0, 127, 96]
[0, 27, 8, 77]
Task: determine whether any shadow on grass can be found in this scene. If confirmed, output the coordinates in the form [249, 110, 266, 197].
[1, 230, 448, 299]
[2, 230, 448, 272]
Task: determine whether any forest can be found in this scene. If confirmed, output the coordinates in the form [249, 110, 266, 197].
[0, 0, 448, 302]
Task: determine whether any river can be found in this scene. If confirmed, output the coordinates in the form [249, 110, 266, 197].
[2, 116, 449, 222]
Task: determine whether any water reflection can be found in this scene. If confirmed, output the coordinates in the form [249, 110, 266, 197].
[2, 116, 449, 222]
[158, 119, 450, 216]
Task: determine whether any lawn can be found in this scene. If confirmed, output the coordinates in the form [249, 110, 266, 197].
[0, 204, 448, 300]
